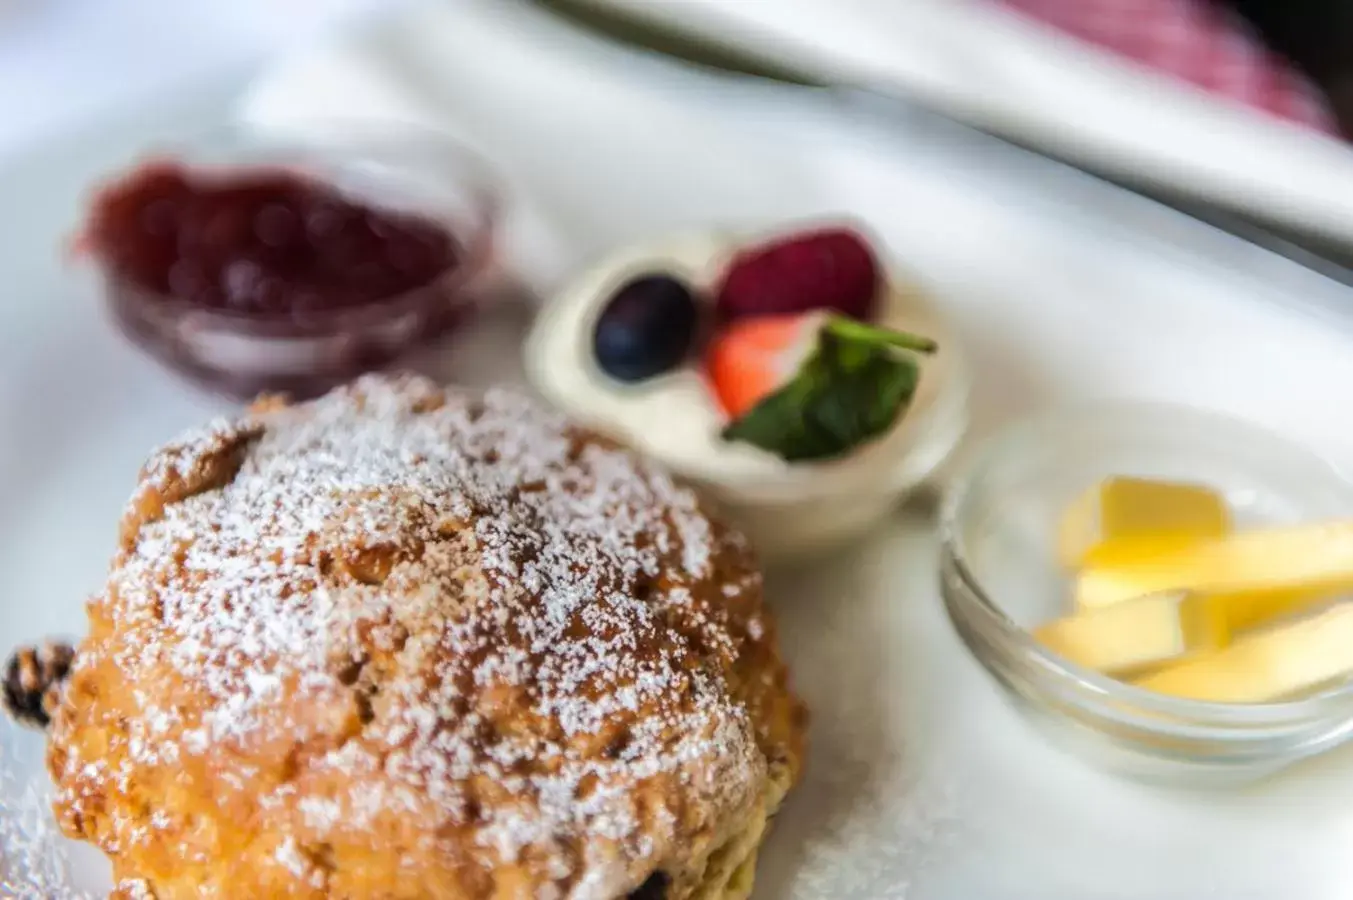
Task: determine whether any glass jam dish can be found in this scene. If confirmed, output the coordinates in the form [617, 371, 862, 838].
[940, 403, 1353, 785]
[78, 126, 497, 399]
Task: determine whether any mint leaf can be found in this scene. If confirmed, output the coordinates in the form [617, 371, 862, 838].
[720, 317, 934, 463]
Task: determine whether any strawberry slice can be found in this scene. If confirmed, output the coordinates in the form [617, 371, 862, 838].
[705, 313, 937, 462]
[706, 314, 817, 420]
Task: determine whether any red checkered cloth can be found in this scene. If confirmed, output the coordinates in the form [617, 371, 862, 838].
[996, 0, 1339, 134]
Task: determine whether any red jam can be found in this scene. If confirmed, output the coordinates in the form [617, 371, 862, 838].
[84, 161, 488, 399]
[84, 162, 460, 317]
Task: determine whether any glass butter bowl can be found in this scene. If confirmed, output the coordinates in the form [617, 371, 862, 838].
[940, 403, 1353, 784]
[79, 125, 498, 400]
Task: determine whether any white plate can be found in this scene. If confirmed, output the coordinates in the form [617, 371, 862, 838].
[7, 24, 1353, 899]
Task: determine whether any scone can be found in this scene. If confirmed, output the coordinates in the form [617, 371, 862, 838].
[46, 374, 806, 899]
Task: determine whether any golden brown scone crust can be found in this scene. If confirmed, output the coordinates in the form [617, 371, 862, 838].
[47, 374, 805, 899]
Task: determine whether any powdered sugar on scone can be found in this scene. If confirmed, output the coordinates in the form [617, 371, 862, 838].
[46, 374, 804, 899]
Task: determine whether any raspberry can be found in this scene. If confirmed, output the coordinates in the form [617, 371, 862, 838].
[715, 227, 880, 323]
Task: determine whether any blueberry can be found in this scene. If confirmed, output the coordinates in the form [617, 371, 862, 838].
[592, 274, 700, 383]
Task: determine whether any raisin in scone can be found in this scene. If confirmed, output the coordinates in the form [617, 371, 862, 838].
[46, 374, 806, 900]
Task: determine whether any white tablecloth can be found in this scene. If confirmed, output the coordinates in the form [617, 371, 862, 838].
[0, 0, 377, 161]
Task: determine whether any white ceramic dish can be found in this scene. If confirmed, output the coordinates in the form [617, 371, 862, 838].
[525, 227, 970, 561]
[9, 11, 1353, 897]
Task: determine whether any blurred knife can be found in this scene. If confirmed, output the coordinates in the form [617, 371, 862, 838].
[534, 0, 1353, 289]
